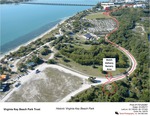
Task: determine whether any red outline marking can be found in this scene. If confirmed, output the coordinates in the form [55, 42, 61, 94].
[102, 82, 118, 96]
[101, 5, 137, 95]
[105, 72, 113, 81]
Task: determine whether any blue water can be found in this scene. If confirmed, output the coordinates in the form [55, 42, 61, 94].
[0, 0, 107, 54]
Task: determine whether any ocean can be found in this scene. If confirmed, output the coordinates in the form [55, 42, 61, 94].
[0, 0, 107, 54]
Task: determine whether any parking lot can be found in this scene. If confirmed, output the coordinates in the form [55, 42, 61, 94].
[87, 19, 117, 34]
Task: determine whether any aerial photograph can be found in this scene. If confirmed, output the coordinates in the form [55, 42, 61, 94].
[0, 0, 149, 103]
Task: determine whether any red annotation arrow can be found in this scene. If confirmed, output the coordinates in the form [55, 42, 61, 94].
[105, 72, 113, 81]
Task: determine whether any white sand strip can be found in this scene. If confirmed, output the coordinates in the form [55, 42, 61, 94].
[0, 18, 67, 60]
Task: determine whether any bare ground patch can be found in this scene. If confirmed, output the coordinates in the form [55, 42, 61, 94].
[6, 68, 83, 102]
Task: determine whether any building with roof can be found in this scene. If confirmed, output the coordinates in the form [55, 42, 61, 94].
[133, 3, 146, 8]
[105, 6, 111, 11]
[0, 83, 8, 92]
[125, 0, 135, 2]
[135, 0, 148, 2]
[55, 34, 62, 38]
[84, 33, 93, 40]
[101, 3, 115, 5]
[109, 0, 136, 3]
[0, 75, 9, 82]
[26, 62, 36, 67]
[0, 79, 9, 92]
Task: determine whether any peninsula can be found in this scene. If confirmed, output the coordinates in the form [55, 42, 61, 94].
[0, 1, 149, 102]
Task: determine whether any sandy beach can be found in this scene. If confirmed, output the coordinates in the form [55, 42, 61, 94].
[0, 4, 138, 103]
[0, 17, 67, 60]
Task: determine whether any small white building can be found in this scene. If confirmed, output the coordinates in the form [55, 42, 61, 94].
[133, 4, 146, 8]
[125, 0, 135, 3]
[101, 2, 121, 10]
[101, 3, 115, 5]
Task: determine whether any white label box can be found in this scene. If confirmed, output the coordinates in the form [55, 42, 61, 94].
[103, 58, 116, 71]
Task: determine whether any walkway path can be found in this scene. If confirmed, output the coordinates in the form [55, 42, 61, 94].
[60, 6, 137, 102]
[0, 6, 137, 102]
[102, 6, 137, 84]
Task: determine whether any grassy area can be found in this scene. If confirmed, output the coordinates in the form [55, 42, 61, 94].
[85, 12, 111, 19]
[41, 28, 59, 40]
[74, 34, 86, 42]
[56, 56, 127, 77]
[74, 44, 92, 50]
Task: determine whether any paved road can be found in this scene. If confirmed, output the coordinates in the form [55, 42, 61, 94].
[0, 6, 137, 102]
[60, 6, 137, 102]
[102, 6, 137, 84]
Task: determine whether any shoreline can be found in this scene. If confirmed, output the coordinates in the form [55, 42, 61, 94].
[0, 5, 138, 102]
[0, 17, 68, 60]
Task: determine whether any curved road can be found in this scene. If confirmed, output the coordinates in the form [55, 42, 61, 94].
[60, 6, 137, 102]
[0, 6, 137, 102]
[102, 6, 137, 84]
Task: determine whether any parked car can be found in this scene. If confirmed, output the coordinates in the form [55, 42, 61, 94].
[35, 69, 40, 74]
[15, 82, 21, 88]
[10, 64, 14, 67]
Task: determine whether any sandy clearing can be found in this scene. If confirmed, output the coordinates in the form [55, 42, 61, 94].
[6, 69, 83, 102]
[0, 63, 107, 102]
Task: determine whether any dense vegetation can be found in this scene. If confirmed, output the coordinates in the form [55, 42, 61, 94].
[40, 46, 51, 56]
[18, 55, 43, 71]
[58, 43, 128, 68]
[70, 7, 149, 102]
[53, 35, 129, 68]
[72, 20, 93, 33]
[0, 37, 56, 60]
